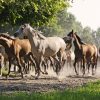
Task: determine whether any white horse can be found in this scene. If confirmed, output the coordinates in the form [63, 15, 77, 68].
[14, 24, 67, 79]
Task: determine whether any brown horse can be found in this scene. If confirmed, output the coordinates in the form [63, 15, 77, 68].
[0, 33, 36, 78]
[67, 30, 98, 75]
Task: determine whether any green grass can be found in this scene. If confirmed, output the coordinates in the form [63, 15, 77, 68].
[1, 81, 100, 100]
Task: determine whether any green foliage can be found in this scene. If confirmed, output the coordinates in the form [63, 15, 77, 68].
[0, 0, 69, 27]
[39, 11, 83, 36]
[96, 28, 100, 37]
[81, 27, 94, 43]
[56, 11, 83, 36]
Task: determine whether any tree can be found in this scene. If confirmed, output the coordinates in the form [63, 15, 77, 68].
[0, 0, 69, 27]
[81, 27, 94, 43]
[57, 11, 83, 36]
[95, 27, 100, 47]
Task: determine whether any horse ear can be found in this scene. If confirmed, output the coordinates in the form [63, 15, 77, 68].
[71, 29, 74, 33]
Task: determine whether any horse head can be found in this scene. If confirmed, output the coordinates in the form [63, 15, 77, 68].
[14, 24, 36, 38]
[67, 30, 84, 44]
[67, 29, 74, 37]
[63, 36, 72, 50]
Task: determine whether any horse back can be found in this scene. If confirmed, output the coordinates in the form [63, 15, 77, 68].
[14, 38, 31, 54]
[47, 37, 66, 49]
[82, 44, 97, 57]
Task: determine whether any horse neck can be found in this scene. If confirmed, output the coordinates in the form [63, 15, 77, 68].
[0, 37, 13, 51]
[73, 35, 81, 50]
[27, 31, 40, 47]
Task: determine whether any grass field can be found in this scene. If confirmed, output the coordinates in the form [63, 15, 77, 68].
[0, 81, 100, 100]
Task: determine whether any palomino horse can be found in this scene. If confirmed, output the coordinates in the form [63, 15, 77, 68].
[14, 24, 68, 78]
[67, 30, 98, 75]
[0, 33, 36, 78]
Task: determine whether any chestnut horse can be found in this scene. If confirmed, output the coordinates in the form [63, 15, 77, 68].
[0, 33, 36, 78]
[67, 30, 98, 75]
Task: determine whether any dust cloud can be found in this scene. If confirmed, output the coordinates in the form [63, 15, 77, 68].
[27, 59, 100, 80]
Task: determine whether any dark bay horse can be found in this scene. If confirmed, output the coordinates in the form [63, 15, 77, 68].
[67, 30, 98, 75]
[0, 33, 36, 78]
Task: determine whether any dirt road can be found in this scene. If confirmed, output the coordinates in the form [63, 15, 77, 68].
[0, 64, 100, 93]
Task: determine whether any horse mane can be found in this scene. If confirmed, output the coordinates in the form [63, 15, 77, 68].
[37, 32, 46, 40]
[33, 29, 46, 40]
[75, 33, 86, 45]
[0, 33, 15, 40]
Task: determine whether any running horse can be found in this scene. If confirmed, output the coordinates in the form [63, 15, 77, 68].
[0, 33, 36, 78]
[14, 24, 68, 79]
[67, 30, 98, 75]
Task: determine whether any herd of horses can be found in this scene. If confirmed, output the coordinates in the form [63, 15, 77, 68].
[0, 23, 99, 79]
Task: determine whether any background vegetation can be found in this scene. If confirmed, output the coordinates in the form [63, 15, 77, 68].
[0, 0, 100, 47]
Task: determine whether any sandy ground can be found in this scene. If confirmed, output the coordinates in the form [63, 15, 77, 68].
[0, 61, 100, 93]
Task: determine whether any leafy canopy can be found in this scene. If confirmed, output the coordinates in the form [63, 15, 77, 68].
[0, 0, 69, 27]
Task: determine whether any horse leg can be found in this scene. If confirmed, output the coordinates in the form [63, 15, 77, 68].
[54, 57, 61, 75]
[39, 56, 48, 74]
[94, 55, 98, 75]
[87, 62, 90, 74]
[24, 62, 28, 74]
[91, 55, 97, 75]
[49, 57, 55, 67]
[82, 57, 85, 76]
[6, 58, 12, 78]
[32, 57, 41, 79]
[94, 62, 97, 74]
[57, 50, 63, 67]
[14, 64, 17, 77]
[91, 63, 94, 75]
[24, 55, 32, 74]
[26, 61, 30, 74]
[27, 53, 39, 75]
[55, 49, 65, 74]
[30, 56, 39, 75]
[16, 56, 23, 78]
[48, 57, 56, 71]
[42, 60, 48, 75]
[73, 58, 78, 75]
